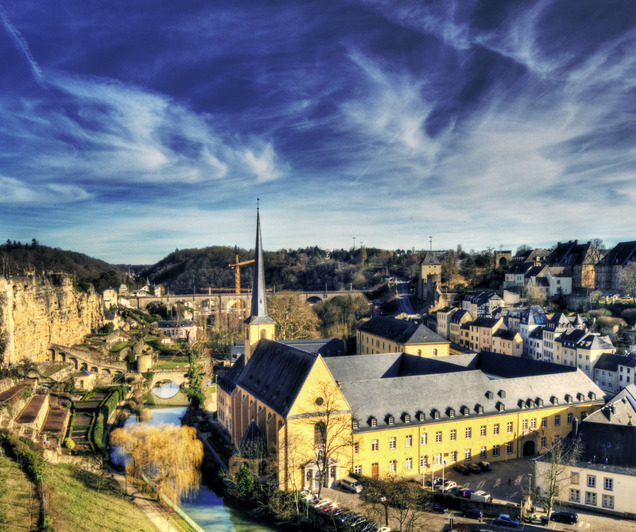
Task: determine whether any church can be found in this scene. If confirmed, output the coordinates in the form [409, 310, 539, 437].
[217, 210, 606, 493]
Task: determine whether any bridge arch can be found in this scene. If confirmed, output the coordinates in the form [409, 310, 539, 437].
[306, 296, 323, 304]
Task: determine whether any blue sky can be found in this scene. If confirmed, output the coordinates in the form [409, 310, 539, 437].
[1, 0, 635, 264]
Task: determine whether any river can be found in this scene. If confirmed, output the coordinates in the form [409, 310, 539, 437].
[117, 401, 280, 532]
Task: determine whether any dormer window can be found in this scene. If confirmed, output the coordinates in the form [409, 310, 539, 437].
[404, 414, 411, 423]
[485, 391, 494, 400]
[476, 405, 484, 414]
[537, 398, 544, 407]
[432, 409, 440, 420]
[518, 400, 526, 409]
[497, 402, 506, 412]
[551, 396, 559, 405]
[417, 411, 426, 422]
[388, 415, 395, 425]
[527, 399, 534, 408]
[577, 393, 584, 401]
[370, 417, 378, 427]
[588, 392, 597, 400]
[499, 390, 506, 398]
[448, 408, 455, 418]
[352, 419, 359, 429]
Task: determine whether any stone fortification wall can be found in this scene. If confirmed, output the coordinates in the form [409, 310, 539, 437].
[0, 273, 104, 366]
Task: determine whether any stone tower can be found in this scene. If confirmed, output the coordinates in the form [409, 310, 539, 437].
[243, 207, 276, 362]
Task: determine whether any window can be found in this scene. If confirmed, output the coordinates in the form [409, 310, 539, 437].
[567, 413, 574, 425]
[570, 489, 580, 502]
[570, 472, 579, 484]
[541, 417, 548, 430]
[530, 418, 537, 430]
[465, 427, 472, 439]
[492, 445, 500, 457]
[585, 492, 597, 506]
[434, 453, 442, 465]
[405, 457, 413, 470]
[493, 423, 500, 435]
[389, 437, 396, 449]
[435, 431, 442, 443]
[354, 464, 362, 475]
[480, 446, 487, 459]
[464, 449, 471, 461]
[354, 442, 359, 454]
[522, 419, 528, 431]
[421, 433, 428, 445]
[450, 451, 457, 463]
[388, 415, 394, 425]
[371, 417, 377, 427]
[389, 460, 397, 473]
[406, 435, 413, 448]
[314, 422, 326, 446]
[404, 414, 411, 423]
[507, 422, 513, 433]
[604, 478, 613, 491]
[450, 429, 457, 441]
[372, 439, 379, 452]
[602, 494, 614, 509]
[506, 442, 514, 455]
[480, 425, 487, 437]
[587, 475, 596, 488]
[420, 455, 428, 467]
[555, 414, 561, 427]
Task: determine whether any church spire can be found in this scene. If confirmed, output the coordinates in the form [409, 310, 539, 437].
[244, 202, 275, 362]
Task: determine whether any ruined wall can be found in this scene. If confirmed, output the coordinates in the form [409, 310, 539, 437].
[0, 273, 104, 365]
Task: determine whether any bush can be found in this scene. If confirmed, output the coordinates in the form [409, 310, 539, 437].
[65, 437, 75, 450]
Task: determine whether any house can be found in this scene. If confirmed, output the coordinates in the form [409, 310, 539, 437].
[595, 241, 636, 293]
[449, 309, 473, 346]
[593, 353, 636, 394]
[462, 291, 503, 317]
[545, 240, 598, 291]
[492, 329, 524, 357]
[528, 327, 544, 361]
[504, 262, 534, 289]
[519, 306, 548, 356]
[535, 385, 636, 518]
[435, 307, 457, 340]
[156, 320, 198, 344]
[356, 316, 450, 357]
[541, 313, 575, 363]
[466, 317, 505, 352]
[556, 329, 615, 381]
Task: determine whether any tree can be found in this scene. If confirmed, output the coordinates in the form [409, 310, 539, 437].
[267, 292, 320, 339]
[110, 424, 203, 504]
[362, 477, 425, 532]
[182, 351, 205, 409]
[619, 263, 636, 302]
[298, 381, 352, 497]
[588, 238, 604, 264]
[537, 437, 581, 517]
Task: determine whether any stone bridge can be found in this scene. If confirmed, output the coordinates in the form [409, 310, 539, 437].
[48, 343, 126, 376]
[145, 367, 189, 387]
[126, 289, 366, 315]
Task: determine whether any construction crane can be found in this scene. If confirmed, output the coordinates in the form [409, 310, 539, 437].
[229, 254, 255, 294]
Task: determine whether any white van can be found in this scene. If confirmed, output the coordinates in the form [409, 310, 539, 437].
[339, 477, 362, 494]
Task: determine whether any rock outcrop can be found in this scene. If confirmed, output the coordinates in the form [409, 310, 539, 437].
[0, 273, 104, 365]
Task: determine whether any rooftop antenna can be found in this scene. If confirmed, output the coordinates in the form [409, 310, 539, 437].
[429, 236, 432, 252]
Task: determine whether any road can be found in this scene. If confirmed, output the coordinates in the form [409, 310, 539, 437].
[395, 279, 416, 315]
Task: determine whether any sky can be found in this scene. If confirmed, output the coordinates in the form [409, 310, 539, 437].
[1, 0, 636, 264]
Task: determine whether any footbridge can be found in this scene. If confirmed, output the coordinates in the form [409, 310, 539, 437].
[146, 368, 189, 387]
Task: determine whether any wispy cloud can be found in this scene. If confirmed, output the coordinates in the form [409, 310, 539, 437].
[0, 4, 44, 85]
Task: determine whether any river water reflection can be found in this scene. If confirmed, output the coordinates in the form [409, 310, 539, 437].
[120, 405, 280, 532]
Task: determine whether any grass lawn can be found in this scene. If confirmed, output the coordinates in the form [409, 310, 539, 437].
[43, 463, 161, 532]
[155, 357, 188, 369]
[0, 455, 39, 531]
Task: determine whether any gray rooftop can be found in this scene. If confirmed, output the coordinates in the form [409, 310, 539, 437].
[357, 316, 449, 345]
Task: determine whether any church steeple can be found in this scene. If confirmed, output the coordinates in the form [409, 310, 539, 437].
[244, 203, 275, 362]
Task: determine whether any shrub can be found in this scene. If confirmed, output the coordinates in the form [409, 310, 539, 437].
[65, 437, 75, 450]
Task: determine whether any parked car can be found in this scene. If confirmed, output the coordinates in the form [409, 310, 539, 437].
[550, 511, 578, 524]
[463, 508, 483, 519]
[454, 464, 470, 475]
[442, 480, 457, 492]
[467, 463, 482, 474]
[333, 507, 350, 518]
[312, 498, 331, 510]
[478, 461, 492, 472]
[495, 514, 520, 528]
[361, 521, 379, 532]
[430, 503, 448, 514]
[340, 477, 363, 494]
[352, 516, 367, 529]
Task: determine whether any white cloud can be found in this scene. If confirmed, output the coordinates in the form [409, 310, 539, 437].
[0, 176, 90, 204]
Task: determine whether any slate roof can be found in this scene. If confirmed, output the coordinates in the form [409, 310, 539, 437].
[593, 353, 629, 372]
[238, 419, 268, 458]
[529, 327, 544, 339]
[323, 351, 602, 433]
[546, 240, 594, 266]
[357, 316, 449, 345]
[217, 354, 245, 394]
[157, 320, 195, 328]
[450, 309, 472, 324]
[464, 290, 502, 305]
[507, 262, 534, 275]
[420, 252, 440, 265]
[235, 339, 318, 417]
[519, 306, 548, 326]
[470, 317, 502, 329]
[493, 329, 519, 341]
[230, 338, 345, 359]
[585, 385, 636, 427]
[597, 241, 636, 267]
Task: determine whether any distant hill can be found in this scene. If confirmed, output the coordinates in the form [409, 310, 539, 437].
[0, 240, 127, 292]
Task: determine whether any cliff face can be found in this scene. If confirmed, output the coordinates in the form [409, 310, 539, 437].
[0, 274, 104, 365]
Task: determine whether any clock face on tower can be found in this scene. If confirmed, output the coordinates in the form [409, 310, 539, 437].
[315, 397, 324, 406]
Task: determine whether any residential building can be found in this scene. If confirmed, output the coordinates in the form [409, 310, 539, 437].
[545, 240, 598, 291]
[535, 385, 636, 518]
[519, 306, 548, 356]
[492, 329, 523, 357]
[541, 313, 574, 363]
[528, 327, 544, 361]
[595, 241, 636, 293]
[557, 329, 615, 380]
[467, 317, 505, 352]
[156, 320, 197, 343]
[435, 307, 457, 340]
[504, 262, 534, 289]
[593, 354, 636, 394]
[449, 309, 473, 346]
[462, 290, 503, 317]
[357, 316, 450, 357]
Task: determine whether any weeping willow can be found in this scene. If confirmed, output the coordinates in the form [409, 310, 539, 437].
[111, 424, 204, 504]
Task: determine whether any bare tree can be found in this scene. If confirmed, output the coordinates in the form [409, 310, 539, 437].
[267, 292, 320, 339]
[619, 263, 636, 302]
[537, 437, 581, 517]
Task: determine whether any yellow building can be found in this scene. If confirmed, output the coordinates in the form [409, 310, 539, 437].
[556, 328, 615, 380]
[492, 329, 524, 357]
[218, 210, 605, 492]
[356, 316, 450, 357]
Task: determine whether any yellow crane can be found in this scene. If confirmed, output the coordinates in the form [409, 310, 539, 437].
[229, 254, 254, 294]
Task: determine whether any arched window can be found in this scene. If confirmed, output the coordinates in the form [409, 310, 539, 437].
[261, 329, 268, 339]
[314, 421, 326, 446]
